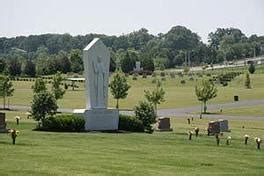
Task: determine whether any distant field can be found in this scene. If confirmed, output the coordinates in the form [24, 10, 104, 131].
[0, 110, 264, 176]
[6, 72, 264, 110]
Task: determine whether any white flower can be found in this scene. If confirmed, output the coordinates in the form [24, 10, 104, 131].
[14, 116, 21, 120]
[255, 137, 261, 143]
[8, 129, 20, 135]
[244, 134, 249, 138]
[188, 130, 194, 135]
[227, 136, 231, 140]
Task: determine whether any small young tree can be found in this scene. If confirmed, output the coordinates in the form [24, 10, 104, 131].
[109, 71, 131, 109]
[32, 78, 47, 93]
[244, 72, 251, 89]
[195, 79, 217, 113]
[51, 72, 65, 100]
[144, 80, 165, 116]
[0, 76, 14, 109]
[134, 101, 156, 133]
[31, 91, 58, 123]
[248, 63, 255, 74]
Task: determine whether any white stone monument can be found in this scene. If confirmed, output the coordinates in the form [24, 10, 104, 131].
[133, 61, 143, 72]
[74, 38, 119, 131]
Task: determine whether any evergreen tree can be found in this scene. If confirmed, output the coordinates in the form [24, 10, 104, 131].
[248, 63, 255, 74]
[244, 72, 251, 89]
[7, 59, 22, 76]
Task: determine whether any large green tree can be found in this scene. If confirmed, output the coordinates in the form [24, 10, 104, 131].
[7, 58, 22, 76]
[23, 60, 36, 77]
[69, 49, 83, 73]
[120, 51, 136, 73]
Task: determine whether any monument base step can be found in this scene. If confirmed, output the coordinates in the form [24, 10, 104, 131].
[73, 108, 119, 131]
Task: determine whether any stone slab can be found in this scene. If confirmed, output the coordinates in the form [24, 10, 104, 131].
[74, 108, 119, 131]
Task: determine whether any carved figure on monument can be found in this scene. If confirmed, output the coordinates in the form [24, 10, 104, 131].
[93, 56, 107, 107]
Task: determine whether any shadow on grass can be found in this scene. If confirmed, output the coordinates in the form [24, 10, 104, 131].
[202, 112, 222, 115]
[32, 128, 137, 134]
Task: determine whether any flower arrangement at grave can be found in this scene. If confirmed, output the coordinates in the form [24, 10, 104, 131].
[188, 130, 194, 140]
[226, 136, 231, 145]
[8, 129, 20, 144]
[255, 137, 262, 149]
[14, 116, 20, 125]
[194, 127, 199, 137]
[244, 134, 250, 145]
[25, 112, 31, 119]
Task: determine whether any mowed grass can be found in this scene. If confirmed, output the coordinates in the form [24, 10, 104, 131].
[217, 105, 264, 117]
[0, 110, 264, 175]
[6, 72, 264, 110]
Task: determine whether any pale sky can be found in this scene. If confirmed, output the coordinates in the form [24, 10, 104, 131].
[1, 0, 264, 42]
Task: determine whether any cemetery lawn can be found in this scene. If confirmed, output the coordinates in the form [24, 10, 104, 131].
[5, 72, 264, 110]
[218, 105, 264, 117]
[1, 110, 264, 176]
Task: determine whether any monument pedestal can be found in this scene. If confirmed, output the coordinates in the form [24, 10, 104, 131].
[74, 108, 119, 131]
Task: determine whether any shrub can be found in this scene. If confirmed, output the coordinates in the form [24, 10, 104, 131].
[244, 72, 251, 89]
[170, 72, 176, 78]
[178, 72, 183, 77]
[197, 73, 203, 77]
[161, 77, 166, 81]
[118, 114, 144, 132]
[183, 67, 190, 74]
[134, 101, 156, 133]
[142, 74, 147, 78]
[222, 81, 228, 87]
[41, 114, 85, 132]
[189, 77, 194, 81]
[152, 72, 157, 77]
[248, 64, 255, 74]
[160, 72, 165, 77]
[64, 83, 68, 90]
[151, 79, 157, 84]
[180, 80, 186, 84]
[132, 75, 137, 80]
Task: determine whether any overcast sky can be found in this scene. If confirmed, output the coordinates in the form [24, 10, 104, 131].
[1, 0, 264, 42]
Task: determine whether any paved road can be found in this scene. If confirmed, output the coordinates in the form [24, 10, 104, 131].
[1, 99, 264, 121]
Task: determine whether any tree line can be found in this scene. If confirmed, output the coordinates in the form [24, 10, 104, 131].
[0, 26, 263, 76]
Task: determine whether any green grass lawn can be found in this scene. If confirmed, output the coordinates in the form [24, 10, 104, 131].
[217, 105, 264, 117]
[1, 110, 264, 175]
[5, 72, 264, 110]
